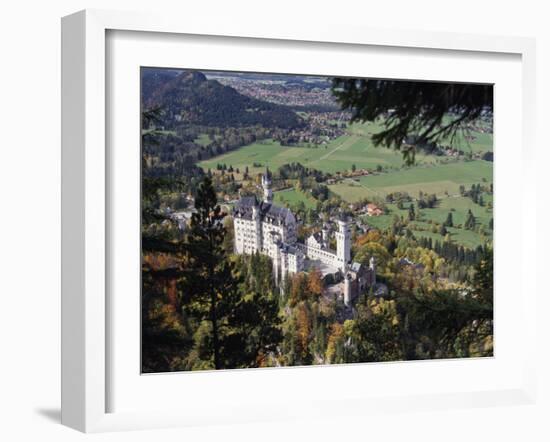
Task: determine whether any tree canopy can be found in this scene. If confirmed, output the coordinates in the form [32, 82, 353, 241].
[332, 78, 493, 163]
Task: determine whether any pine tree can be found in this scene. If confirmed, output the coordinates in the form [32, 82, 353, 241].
[182, 176, 233, 369]
[465, 209, 476, 230]
[472, 247, 493, 306]
[444, 212, 453, 227]
[181, 176, 282, 369]
[408, 203, 416, 221]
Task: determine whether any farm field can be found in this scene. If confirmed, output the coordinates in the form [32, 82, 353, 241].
[201, 123, 492, 180]
[438, 115, 493, 154]
[329, 160, 492, 202]
[274, 188, 317, 210]
[411, 224, 490, 249]
[348, 119, 492, 154]
[454, 131, 493, 153]
[198, 121, 444, 175]
[419, 196, 493, 227]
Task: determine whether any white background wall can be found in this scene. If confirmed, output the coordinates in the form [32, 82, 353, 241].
[0, 1, 548, 440]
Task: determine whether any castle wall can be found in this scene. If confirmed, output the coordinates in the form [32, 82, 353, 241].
[286, 249, 303, 273]
[302, 244, 343, 270]
[262, 223, 283, 258]
[234, 217, 261, 254]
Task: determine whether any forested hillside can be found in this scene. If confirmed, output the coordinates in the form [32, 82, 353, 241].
[143, 69, 305, 129]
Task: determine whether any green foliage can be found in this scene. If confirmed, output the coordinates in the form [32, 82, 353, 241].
[398, 288, 493, 359]
[444, 212, 454, 227]
[331, 78, 492, 164]
[408, 203, 416, 221]
[465, 209, 476, 230]
[472, 247, 493, 307]
[142, 177, 283, 371]
[342, 297, 404, 363]
[354, 241, 391, 273]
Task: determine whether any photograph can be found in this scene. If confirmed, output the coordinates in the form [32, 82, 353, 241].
[140, 68, 494, 373]
[1, 0, 545, 439]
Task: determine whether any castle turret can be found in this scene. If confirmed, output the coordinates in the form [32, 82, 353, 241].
[272, 242, 281, 287]
[343, 273, 352, 307]
[279, 243, 287, 288]
[252, 204, 262, 252]
[321, 223, 330, 248]
[335, 219, 351, 269]
[262, 169, 273, 204]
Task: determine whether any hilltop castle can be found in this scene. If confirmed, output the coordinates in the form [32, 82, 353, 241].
[233, 172, 376, 306]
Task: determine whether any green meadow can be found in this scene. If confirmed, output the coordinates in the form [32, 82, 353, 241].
[199, 121, 491, 179]
[273, 188, 317, 210]
[198, 121, 444, 175]
[329, 161, 492, 201]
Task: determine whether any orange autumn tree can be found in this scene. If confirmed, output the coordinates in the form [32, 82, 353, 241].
[325, 323, 345, 364]
[355, 229, 382, 247]
[289, 270, 325, 306]
[289, 273, 309, 307]
[307, 268, 324, 298]
[295, 302, 313, 363]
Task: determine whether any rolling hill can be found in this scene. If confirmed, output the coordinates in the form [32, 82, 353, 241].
[142, 70, 304, 129]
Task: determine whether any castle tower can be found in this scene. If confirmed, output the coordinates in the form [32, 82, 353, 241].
[262, 169, 273, 204]
[369, 256, 376, 285]
[335, 219, 351, 269]
[272, 244, 280, 287]
[252, 204, 262, 252]
[280, 245, 288, 288]
[321, 223, 330, 248]
[343, 273, 352, 307]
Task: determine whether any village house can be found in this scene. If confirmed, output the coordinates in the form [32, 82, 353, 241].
[366, 203, 384, 217]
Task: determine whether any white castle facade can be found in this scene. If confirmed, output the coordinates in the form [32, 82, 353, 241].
[233, 172, 376, 306]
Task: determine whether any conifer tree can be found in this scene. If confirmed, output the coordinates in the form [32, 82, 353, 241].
[181, 176, 234, 368]
[182, 176, 282, 369]
[465, 209, 476, 230]
[472, 247, 493, 306]
[444, 212, 454, 227]
[408, 203, 416, 221]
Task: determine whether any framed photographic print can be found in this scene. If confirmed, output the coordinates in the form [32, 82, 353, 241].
[140, 67, 494, 374]
[61, 9, 537, 433]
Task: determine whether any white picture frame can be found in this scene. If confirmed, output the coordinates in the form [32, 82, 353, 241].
[61, 9, 537, 433]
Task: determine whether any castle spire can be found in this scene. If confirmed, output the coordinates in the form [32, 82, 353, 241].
[262, 169, 273, 203]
